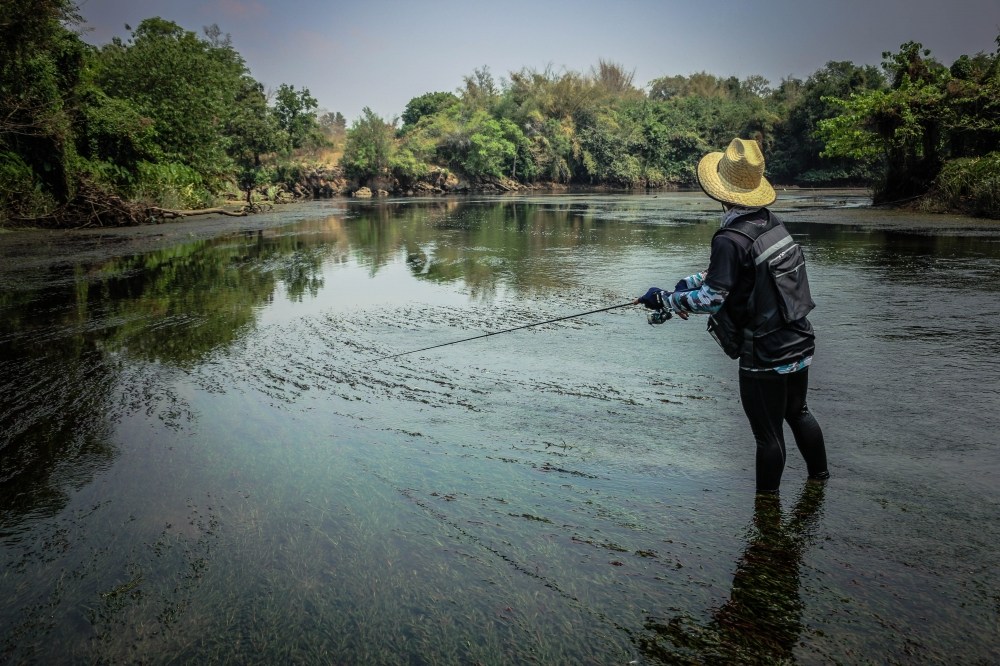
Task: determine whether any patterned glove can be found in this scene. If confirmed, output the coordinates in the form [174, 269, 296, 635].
[637, 287, 670, 310]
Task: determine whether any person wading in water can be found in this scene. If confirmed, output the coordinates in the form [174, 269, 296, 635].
[636, 138, 829, 494]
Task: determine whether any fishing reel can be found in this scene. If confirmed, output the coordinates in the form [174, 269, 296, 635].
[647, 307, 673, 325]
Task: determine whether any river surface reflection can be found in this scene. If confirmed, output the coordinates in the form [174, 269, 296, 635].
[1, 192, 998, 663]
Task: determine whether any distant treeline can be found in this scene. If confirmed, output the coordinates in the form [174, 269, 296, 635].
[2, 1, 999, 225]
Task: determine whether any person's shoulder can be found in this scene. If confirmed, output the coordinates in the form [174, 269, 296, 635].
[712, 228, 753, 253]
[748, 208, 773, 225]
[715, 219, 757, 241]
[762, 206, 794, 226]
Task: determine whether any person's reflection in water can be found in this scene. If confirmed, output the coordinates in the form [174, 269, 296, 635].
[638, 482, 826, 664]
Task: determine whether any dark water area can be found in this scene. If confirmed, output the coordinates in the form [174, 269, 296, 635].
[1, 192, 998, 664]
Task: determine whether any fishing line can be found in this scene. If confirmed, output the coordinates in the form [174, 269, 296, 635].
[373, 302, 636, 362]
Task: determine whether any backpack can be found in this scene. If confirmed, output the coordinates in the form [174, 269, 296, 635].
[707, 212, 815, 361]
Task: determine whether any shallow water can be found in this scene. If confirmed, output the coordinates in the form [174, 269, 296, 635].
[1, 192, 998, 664]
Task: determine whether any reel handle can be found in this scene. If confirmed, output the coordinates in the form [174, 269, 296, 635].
[647, 308, 673, 325]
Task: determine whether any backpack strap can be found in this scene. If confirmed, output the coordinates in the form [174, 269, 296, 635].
[713, 210, 778, 245]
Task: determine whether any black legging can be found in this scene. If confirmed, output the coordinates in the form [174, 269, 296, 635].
[738, 368, 828, 493]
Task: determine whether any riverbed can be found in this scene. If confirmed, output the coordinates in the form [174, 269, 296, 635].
[1, 192, 997, 664]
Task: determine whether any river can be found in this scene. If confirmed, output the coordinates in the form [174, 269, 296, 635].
[1, 192, 997, 664]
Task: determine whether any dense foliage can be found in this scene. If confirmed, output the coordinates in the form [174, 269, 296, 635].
[1, 5, 321, 221]
[818, 38, 1000, 212]
[1, 0, 84, 211]
[2, 3, 999, 224]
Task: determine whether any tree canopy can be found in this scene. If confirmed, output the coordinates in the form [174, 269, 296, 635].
[2, 4, 999, 225]
[818, 37, 1000, 211]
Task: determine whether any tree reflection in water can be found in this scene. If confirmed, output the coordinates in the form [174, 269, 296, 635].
[639, 482, 826, 664]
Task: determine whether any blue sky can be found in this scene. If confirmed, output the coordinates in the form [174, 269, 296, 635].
[76, 0, 1000, 123]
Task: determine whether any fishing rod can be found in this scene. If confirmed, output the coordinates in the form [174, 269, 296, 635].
[374, 301, 638, 362]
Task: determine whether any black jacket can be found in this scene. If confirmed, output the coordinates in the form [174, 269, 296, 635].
[705, 208, 816, 371]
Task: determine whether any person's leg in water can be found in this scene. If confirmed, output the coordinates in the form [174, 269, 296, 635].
[739, 369, 829, 493]
[739, 372, 788, 493]
[783, 368, 829, 481]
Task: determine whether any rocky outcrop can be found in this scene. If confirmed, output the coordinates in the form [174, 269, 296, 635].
[476, 175, 521, 193]
[404, 168, 461, 195]
[400, 170, 535, 195]
[301, 166, 351, 197]
[280, 163, 553, 200]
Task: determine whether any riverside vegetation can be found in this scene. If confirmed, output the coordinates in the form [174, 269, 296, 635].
[3, 1, 1000, 226]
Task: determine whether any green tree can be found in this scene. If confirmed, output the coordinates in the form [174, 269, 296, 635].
[818, 43, 950, 201]
[0, 0, 85, 211]
[342, 107, 397, 183]
[496, 66, 606, 182]
[273, 83, 320, 151]
[770, 61, 885, 184]
[624, 99, 706, 186]
[74, 88, 159, 180]
[398, 102, 463, 168]
[530, 118, 575, 183]
[943, 50, 1000, 158]
[463, 112, 519, 179]
[460, 66, 499, 112]
[592, 60, 642, 99]
[579, 108, 643, 186]
[227, 78, 282, 201]
[400, 92, 459, 133]
[649, 72, 733, 100]
[318, 111, 348, 144]
[92, 19, 249, 181]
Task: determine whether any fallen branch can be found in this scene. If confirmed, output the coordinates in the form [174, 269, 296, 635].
[149, 206, 247, 219]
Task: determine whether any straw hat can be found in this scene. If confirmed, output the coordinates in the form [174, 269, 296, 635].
[697, 138, 776, 207]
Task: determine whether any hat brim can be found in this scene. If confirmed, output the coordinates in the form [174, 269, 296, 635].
[697, 152, 776, 207]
